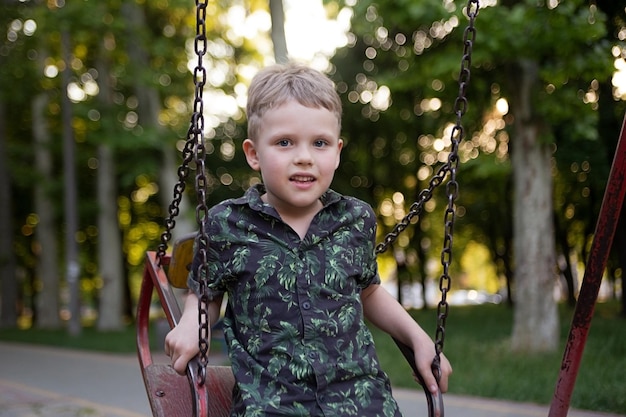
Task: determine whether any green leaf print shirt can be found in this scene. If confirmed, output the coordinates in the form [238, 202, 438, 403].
[189, 184, 402, 417]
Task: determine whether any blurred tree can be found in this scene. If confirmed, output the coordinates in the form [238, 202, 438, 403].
[0, 4, 18, 327]
[270, 0, 288, 63]
[595, 0, 626, 317]
[329, 0, 614, 353]
[32, 88, 61, 329]
[0, 1, 63, 329]
[329, 0, 494, 309]
[0, 0, 275, 330]
[3, 0, 622, 338]
[0, 100, 17, 328]
[60, 26, 82, 336]
[94, 3, 124, 331]
[493, 1, 609, 352]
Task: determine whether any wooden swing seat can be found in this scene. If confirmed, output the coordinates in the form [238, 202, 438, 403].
[136, 235, 235, 417]
[137, 234, 442, 417]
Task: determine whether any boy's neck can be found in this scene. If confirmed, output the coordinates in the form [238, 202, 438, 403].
[262, 193, 323, 240]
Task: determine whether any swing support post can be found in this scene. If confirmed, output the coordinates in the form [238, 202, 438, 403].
[548, 114, 626, 417]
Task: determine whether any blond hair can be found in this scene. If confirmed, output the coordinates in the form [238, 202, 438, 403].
[246, 63, 342, 139]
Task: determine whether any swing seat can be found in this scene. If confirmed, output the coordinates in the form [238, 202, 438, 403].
[137, 234, 443, 417]
[136, 241, 235, 417]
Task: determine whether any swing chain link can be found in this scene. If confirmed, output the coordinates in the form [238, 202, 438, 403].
[155, 0, 210, 265]
[156, 140, 194, 264]
[375, 0, 479, 375]
[191, 0, 211, 385]
[153, 0, 210, 386]
[153, 0, 210, 387]
[434, 0, 479, 363]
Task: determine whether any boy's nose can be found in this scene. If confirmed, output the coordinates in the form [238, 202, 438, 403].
[294, 147, 313, 165]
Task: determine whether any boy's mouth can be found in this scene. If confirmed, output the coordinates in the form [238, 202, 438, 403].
[290, 175, 315, 183]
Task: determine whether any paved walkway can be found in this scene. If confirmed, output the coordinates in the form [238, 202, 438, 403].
[0, 341, 622, 417]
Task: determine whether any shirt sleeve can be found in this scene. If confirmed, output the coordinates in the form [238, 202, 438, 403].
[186, 241, 226, 301]
[354, 200, 382, 289]
[186, 208, 227, 301]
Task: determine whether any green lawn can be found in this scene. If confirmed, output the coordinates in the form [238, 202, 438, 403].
[1, 302, 624, 414]
[0, 324, 142, 352]
[371, 302, 626, 415]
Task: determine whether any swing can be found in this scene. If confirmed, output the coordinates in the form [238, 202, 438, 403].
[136, 1, 479, 416]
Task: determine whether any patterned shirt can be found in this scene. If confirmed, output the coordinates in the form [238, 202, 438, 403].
[189, 184, 402, 417]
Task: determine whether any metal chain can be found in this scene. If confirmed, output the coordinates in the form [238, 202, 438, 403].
[156, 142, 194, 264]
[191, 0, 211, 385]
[433, 0, 478, 365]
[153, 0, 210, 385]
[153, 0, 209, 387]
[375, 0, 479, 375]
[155, 0, 210, 263]
[155, 0, 209, 387]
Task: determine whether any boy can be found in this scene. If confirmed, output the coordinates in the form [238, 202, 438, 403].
[165, 63, 452, 416]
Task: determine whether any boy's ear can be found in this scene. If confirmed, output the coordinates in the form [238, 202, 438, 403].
[335, 138, 344, 169]
[242, 139, 261, 171]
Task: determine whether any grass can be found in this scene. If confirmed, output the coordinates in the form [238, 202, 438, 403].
[0, 325, 142, 352]
[371, 302, 626, 415]
[1, 303, 624, 414]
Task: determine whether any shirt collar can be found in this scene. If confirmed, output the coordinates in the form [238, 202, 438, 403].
[233, 183, 342, 213]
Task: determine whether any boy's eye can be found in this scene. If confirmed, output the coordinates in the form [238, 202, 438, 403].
[314, 139, 328, 147]
[277, 139, 291, 147]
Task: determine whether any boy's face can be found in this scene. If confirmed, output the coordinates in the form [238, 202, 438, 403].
[243, 100, 343, 216]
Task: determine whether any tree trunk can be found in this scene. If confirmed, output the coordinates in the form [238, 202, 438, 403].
[555, 214, 577, 306]
[122, 2, 194, 244]
[0, 99, 18, 327]
[95, 35, 125, 331]
[61, 29, 81, 336]
[32, 93, 61, 329]
[510, 59, 559, 352]
[96, 143, 125, 330]
[269, 0, 289, 63]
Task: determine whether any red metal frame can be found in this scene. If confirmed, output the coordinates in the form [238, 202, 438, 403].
[136, 251, 234, 417]
[548, 114, 626, 417]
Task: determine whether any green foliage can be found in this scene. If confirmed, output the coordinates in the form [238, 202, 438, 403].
[2, 0, 625, 337]
[328, 0, 624, 302]
[330, 0, 495, 285]
[477, 1, 612, 131]
[480, 1, 606, 60]
[1, 0, 273, 325]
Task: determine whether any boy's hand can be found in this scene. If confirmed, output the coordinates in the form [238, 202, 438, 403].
[415, 349, 452, 394]
[164, 310, 201, 375]
[164, 292, 221, 375]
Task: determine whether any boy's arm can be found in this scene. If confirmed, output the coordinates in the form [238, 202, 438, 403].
[361, 284, 452, 393]
[164, 291, 223, 375]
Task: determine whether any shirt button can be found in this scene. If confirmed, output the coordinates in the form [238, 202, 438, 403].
[302, 301, 311, 310]
[308, 351, 317, 359]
